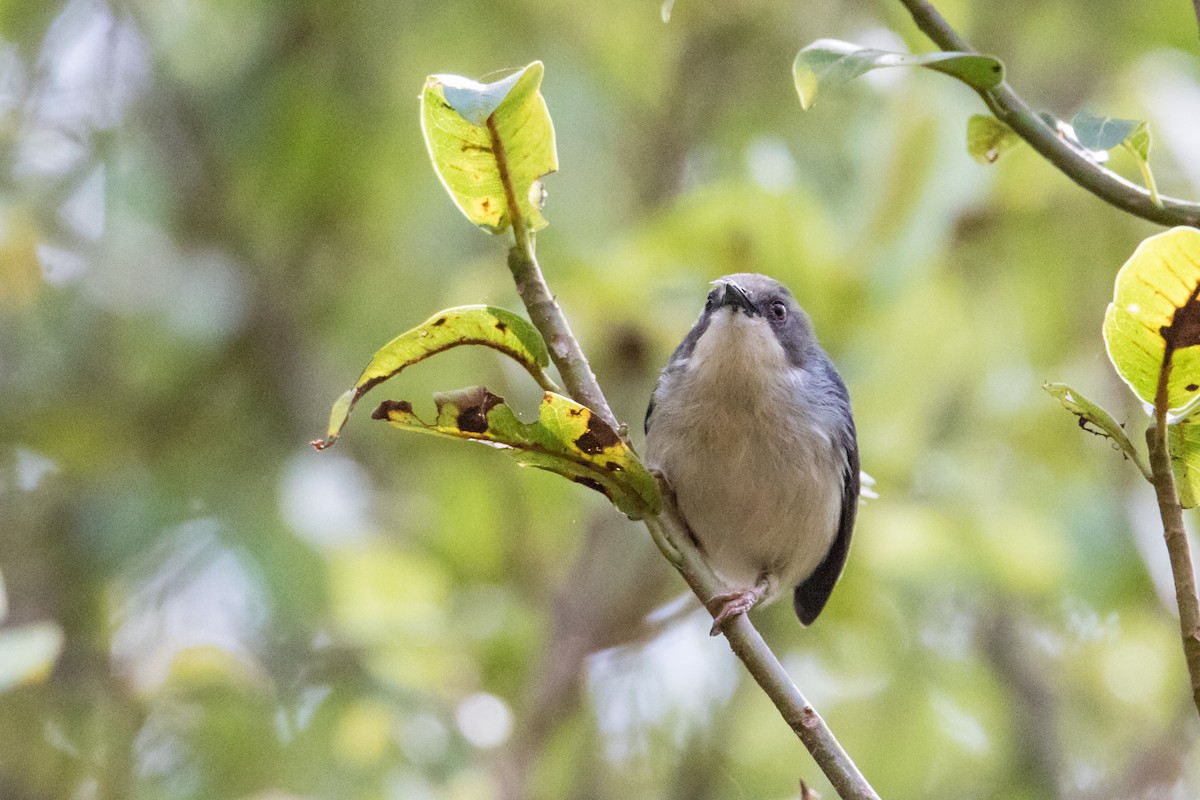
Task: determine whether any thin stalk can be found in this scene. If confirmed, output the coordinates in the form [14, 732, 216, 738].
[1148, 346, 1200, 717]
[896, 0, 1200, 228]
[485, 115, 620, 432]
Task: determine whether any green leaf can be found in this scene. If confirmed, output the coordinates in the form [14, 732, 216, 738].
[372, 387, 661, 519]
[1043, 382, 1151, 479]
[313, 306, 556, 449]
[421, 61, 558, 233]
[0, 623, 63, 692]
[967, 114, 1022, 164]
[1103, 227, 1200, 413]
[792, 39, 1004, 110]
[1169, 419, 1200, 508]
[1070, 111, 1139, 151]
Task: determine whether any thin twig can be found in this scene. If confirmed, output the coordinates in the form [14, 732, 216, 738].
[896, 0, 1200, 229]
[647, 512, 881, 800]
[489, 117, 881, 799]
[1147, 343, 1200, 717]
[485, 115, 620, 432]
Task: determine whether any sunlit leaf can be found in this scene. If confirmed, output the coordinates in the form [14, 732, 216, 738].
[1103, 227, 1200, 412]
[1169, 420, 1200, 508]
[421, 61, 558, 233]
[372, 387, 661, 519]
[792, 39, 1003, 110]
[313, 306, 555, 449]
[0, 623, 63, 692]
[1043, 382, 1150, 478]
[967, 114, 1022, 164]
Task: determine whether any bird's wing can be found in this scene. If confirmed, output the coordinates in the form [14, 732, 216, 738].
[792, 380, 859, 626]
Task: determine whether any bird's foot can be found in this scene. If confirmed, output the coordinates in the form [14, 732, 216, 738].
[706, 583, 767, 637]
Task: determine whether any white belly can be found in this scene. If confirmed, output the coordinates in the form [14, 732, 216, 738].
[645, 316, 845, 601]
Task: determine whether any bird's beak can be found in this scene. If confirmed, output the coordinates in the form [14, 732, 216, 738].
[717, 282, 758, 316]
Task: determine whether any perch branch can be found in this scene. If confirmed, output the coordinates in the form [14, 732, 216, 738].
[896, 0, 1200, 228]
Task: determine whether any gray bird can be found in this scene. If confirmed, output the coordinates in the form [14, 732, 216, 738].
[644, 273, 859, 635]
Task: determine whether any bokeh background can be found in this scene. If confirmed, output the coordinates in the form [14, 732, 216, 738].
[3, 0, 1200, 798]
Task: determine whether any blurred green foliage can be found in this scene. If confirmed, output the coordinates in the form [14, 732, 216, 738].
[2, 1, 1200, 799]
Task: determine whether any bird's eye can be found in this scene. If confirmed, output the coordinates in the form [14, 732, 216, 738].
[705, 295, 716, 311]
[770, 301, 787, 320]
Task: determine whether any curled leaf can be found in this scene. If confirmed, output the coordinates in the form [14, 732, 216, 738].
[372, 387, 661, 519]
[421, 61, 558, 233]
[1043, 382, 1150, 479]
[313, 306, 555, 449]
[1103, 227, 1200, 413]
[793, 38, 1003, 110]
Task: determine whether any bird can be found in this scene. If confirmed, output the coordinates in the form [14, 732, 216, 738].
[644, 273, 859, 636]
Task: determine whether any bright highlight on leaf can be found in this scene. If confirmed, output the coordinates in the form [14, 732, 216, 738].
[792, 39, 1003, 110]
[967, 114, 1022, 164]
[313, 306, 556, 449]
[1071, 112, 1161, 207]
[421, 61, 558, 233]
[1103, 227, 1200, 413]
[372, 387, 661, 519]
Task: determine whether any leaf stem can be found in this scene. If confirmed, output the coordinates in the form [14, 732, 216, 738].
[896, 0, 1200, 228]
[1148, 344, 1200, 717]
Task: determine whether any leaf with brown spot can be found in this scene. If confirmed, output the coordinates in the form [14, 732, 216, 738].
[312, 306, 556, 449]
[1104, 227, 1200, 412]
[372, 387, 661, 519]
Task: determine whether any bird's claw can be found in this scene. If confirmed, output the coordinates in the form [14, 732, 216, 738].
[706, 587, 764, 636]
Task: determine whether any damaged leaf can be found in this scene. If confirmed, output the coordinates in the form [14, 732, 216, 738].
[372, 387, 661, 519]
[1043, 382, 1150, 479]
[793, 39, 1003, 110]
[313, 306, 556, 449]
[1103, 227, 1200, 412]
[421, 61, 558, 233]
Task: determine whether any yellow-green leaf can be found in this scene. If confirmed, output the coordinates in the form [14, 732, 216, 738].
[1169, 420, 1200, 508]
[372, 387, 661, 520]
[793, 39, 1003, 110]
[1103, 227, 1200, 413]
[1043, 382, 1150, 479]
[313, 306, 555, 449]
[967, 114, 1021, 164]
[421, 61, 558, 234]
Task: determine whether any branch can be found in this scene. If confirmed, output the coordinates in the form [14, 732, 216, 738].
[897, 0, 1200, 229]
[485, 115, 620, 432]
[646, 510, 880, 800]
[1147, 344, 1200, 717]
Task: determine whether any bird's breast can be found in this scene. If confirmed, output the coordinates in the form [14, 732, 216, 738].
[645, 347, 846, 594]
